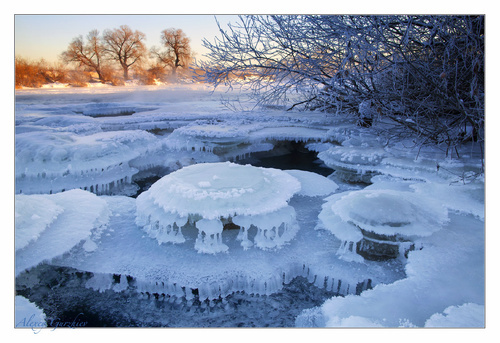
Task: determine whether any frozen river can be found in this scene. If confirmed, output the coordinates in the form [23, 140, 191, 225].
[15, 84, 484, 328]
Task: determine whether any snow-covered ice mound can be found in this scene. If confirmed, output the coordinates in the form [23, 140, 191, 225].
[317, 188, 449, 261]
[317, 128, 484, 185]
[297, 174, 484, 327]
[15, 189, 110, 275]
[136, 162, 302, 253]
[16, 114, 103, 135]
[317, 140, 386, 183]
[410, 180, 484, 220]
[378, 152, 484, 184]
[15, 130, 160, 195]
[78, 102, 157, 117]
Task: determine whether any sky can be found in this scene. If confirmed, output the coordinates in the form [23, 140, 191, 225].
[14, 14, 241, 64]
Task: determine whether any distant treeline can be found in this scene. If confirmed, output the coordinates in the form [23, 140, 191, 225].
[14, 56, 204, 88]
[16, 25, 203, 88]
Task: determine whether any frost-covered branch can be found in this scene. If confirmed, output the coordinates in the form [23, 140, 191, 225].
[197, 15, 484, 152]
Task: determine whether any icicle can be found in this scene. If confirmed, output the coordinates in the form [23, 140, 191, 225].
[336, 240, 364, 263]
[254, 225, 278, 249]
[219, 280, 232, 298]
[194, 218, 228, 254]
[326, 277, 335, 292]
[233, 206, 299, 251]
[236, 225, 253, 250]
[139, 211, 187, 245]
[399, 241, 415, 258]
[157, 222, 185, 244]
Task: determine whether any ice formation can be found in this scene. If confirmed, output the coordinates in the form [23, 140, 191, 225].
[15, 189, 110, 275]
[318, 124, 484, 186]
[410, 180, 484, 220]
[317, 187, 449, 261]
[15, 130, 160, 195]
[194, 218, 228, 254]
[163, 120, 256, 156]
[164, 119, 331, 161]
[15, 194, 64, 251]
[232, 205, 299, 250]
[136, 162, 302, 253]
[318, 144, 386, 183]
[51, 195, 398, 302]
[77, 102, 157, 117]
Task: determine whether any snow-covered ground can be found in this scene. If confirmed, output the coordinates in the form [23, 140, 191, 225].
[14, 83, 485, 329]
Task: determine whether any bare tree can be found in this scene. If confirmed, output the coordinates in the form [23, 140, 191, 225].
[103, 25, 147, 80]
[61, 29, 109, 83]
[198, 15, 484, 153]
[151, 28, 193, 81]
[38, 59, 68, 84]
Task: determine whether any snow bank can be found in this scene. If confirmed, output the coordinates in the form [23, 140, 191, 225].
[15, 194, 64, 251]
[296, 210, 484, 327]
[15, 189, 110, 275]
[424, 303, 484, 327]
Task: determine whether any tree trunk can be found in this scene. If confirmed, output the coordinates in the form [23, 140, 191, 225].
[171, 66, 177, 82]
[96, 69, 106, 84]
